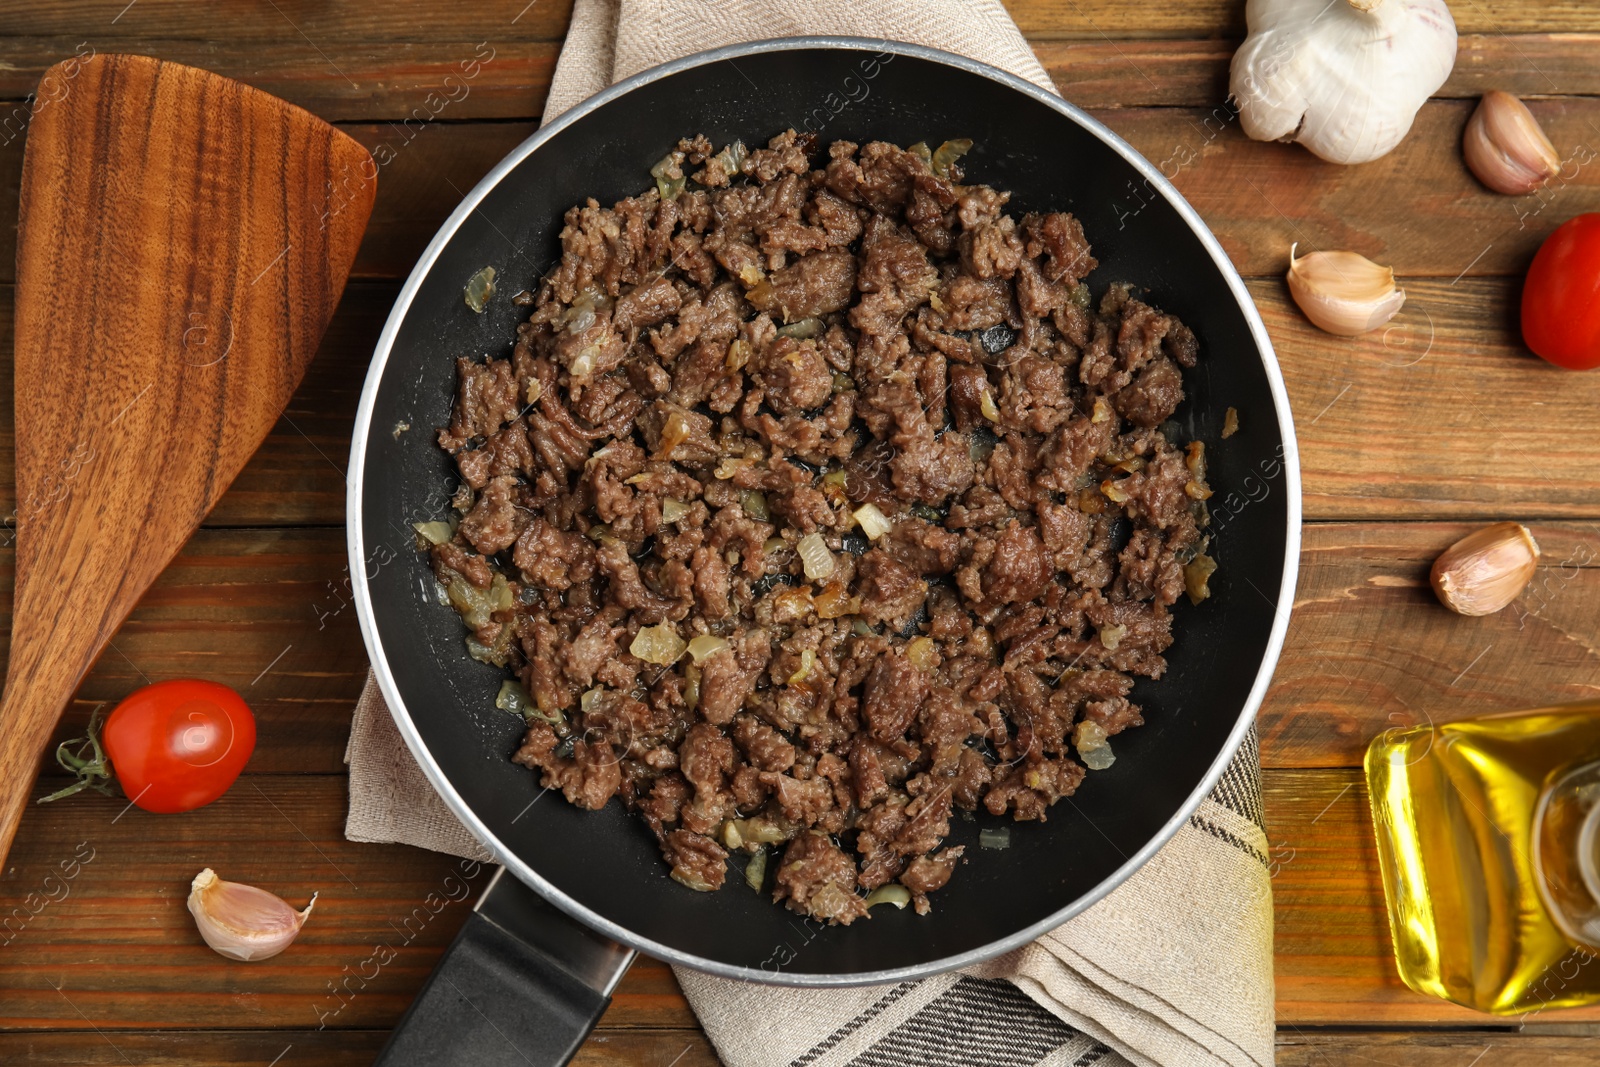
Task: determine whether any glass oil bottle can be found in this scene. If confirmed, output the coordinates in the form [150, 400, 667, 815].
[1366, 701, 1600, 1015]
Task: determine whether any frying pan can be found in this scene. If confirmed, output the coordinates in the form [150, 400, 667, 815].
[348, 38, 1300, 1066]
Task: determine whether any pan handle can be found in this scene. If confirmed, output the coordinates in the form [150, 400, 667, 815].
[375, 866, 636, 1066]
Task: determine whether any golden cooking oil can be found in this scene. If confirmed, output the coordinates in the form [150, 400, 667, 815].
[1366, 702, 1600, 1015]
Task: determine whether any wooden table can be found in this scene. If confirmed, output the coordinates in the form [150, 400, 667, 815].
[0, 2, 1597, 1063]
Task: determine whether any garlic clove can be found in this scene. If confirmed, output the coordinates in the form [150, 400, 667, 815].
[1230, 0, 1457, 165]
[1463, 90, 1561, 196]
[1430, 522, 1541, 617]
[187, 868, 316, 961]
[1286, 244, 1406, 336]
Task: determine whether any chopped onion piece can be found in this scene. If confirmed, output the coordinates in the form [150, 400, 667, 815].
[863, 884, 912, 910]
[979, 388, 1000, 422]
[495, 679, 531, 717]
[564, 304, 596, 334]
[1091, 397, 1112, 424]
[1098, 624, 1126, 651]
[726, 338, 751, 373]
[813, 582, 860, 620]
[787, 648, 816, 685]
[1100, 480, 1130, 505]
[659, 408, 691, 453]
[683, 666, 701, 710]
[979, 827, 1011, 850]
[714, 140, 749, 177]
[714, 457, 750, 480]
[580, 686, 605, 714]
[776, 317, 823, 340]
[797, 533, 836, 581]
[661, 498, 689, 523]
[741, 490, 770, 522]
[1185, 552, 1217, 605]
[630, 623, 687, 665]
[906, 636, 939, 671]
[731, 818, 788, 845]
[853, 502, 893, 540]
[931, 138, 973, 177]
[720, 820, 744, 850]
[744, 846, 768, 892]
[570, 344, 601, 378]
[412, 520, 453, 546]
[686, 635, 731, 664]
[463, 266, 496, 313]
[1074, 720, 1116, 771]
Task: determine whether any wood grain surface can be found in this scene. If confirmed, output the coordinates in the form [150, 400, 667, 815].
[0, 2, 1597, 1065]
[0, 54, 374, 889]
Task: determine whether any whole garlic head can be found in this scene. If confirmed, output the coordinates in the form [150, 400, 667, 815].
[1230, 0, 1458, 165]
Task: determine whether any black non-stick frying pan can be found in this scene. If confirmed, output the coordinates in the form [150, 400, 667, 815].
[349, 38, 1300, 1066]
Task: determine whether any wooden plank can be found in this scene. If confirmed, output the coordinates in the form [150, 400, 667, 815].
[6, 769, 1600, 1032]
[0, 0, 576, 42]
[1276, 1032, 1600, 1065]
[1005, 0, 1600, 38]
[1105, 98, 1600, 279]
[0, 774, 697, 1032]
[4, 0, 1596, 43]
[1255, 276, 1600, 521]
[20, 528, 370, 776]
[0, 39, 559, 122]
[1259, 522, 1600, 769]
[1, 35, 1596, 122]
[1034, 35, 1600, 108]
[13, 1026, 1600, 1066]
[0, 1027, 724, 1065]
[0, 1030, 388, 1065]
[3, 101, 1599, 284]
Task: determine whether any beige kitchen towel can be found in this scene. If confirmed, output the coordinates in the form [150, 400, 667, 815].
[347, 4, 1276, 1066]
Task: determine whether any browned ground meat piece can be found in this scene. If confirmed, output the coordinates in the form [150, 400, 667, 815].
[662, 829, 728, 892]
[901, 846, 965, 915]
[429, 131, 1213, 922]
[1114, 356, 1185, 428]
[774, 832, 869, 925]
[862, 647, 929, 742]
[747, 249, 858, 321]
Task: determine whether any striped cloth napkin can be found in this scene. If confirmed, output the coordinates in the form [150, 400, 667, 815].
[346, 3, 1276, 1065]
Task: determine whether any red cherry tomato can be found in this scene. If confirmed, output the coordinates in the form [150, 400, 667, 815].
[102, 680, 257, 813]
[1522, 212, 1600, 370]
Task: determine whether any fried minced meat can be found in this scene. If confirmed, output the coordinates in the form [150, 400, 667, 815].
[431, 131, 1213, 925]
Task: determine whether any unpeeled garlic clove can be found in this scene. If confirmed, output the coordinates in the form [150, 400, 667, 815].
[187, 868, 316, 961]
[1430, 522, 1541, 616]
[1286, 244, 1406, 336]
[1464, 90, 1561, 195]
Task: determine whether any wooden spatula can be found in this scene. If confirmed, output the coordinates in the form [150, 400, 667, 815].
[0, 54, 376, 865]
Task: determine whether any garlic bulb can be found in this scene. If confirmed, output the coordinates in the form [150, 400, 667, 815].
[1231, 0, 1457, 165]
[1286, 245, 1406, 335]
[1463, 91, 1561, 195]
[1431, 522, 1540, 616]
[188, 868, 316, 961]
